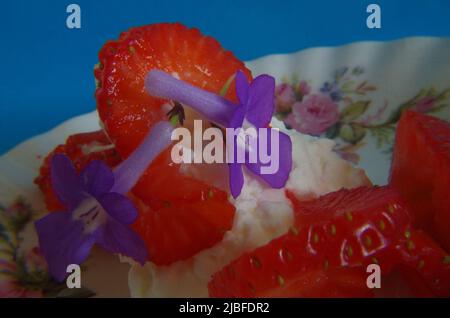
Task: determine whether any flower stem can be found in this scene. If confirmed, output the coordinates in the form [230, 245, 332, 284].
[111, 121, 174, 194]
[145, 69, 237, 127]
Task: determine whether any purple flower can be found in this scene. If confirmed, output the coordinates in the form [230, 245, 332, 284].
[145, 70, 293, 199]
[227, 71, 292, 198]
[413, 96, 436, 113]
[35, 121, 174, 281]
[320, 81, 342, 102]
[330, 90, 342, 102]
[275, 83, 296, 112]
[35, 155, 146, 282]
[286, 94, 340, 136]
[320, 81, 335, 93]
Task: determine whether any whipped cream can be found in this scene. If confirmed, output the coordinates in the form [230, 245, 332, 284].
[127, 119, 371, 297]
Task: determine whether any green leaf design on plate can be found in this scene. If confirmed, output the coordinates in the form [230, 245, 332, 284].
[341, 80, 355, 92]
[368, 125, 396, 149]
[339, 123, 367, 144]
[340, 100, 370, 122]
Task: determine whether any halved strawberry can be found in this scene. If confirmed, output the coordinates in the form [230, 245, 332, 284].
[34, 130, 121, 211]
[131, 148, 235, 265]
[95, 23, 252, 158]
[132, 195, 234, 266]
[208, 186, 411, 297]
[131, 146, 225, 211]
[390, 110, 450, 252]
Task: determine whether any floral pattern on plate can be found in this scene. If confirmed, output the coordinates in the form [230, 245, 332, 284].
[274, 66, 450, 164]
[0, 198, 95, 298]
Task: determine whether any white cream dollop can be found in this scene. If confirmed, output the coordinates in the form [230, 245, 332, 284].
[128, 119, 371, 297]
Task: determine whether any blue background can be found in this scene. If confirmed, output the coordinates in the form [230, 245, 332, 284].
[1, 0, 449, 154]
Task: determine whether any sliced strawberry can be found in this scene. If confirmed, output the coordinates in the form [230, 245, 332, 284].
[131, 146, 218, 210]
[92, 23, 243, 264]
[132, 191, 234, 266]
[208, 186, 411, 297]
[210, 265, 373, 298]
[129, 139, 235, 265]
[279, 267, 373, 298]
[35, 132, 235, 265]
[287, 187, 411, 271]
[390, 110, 450, 252]
[394, 229, 450, 297]
[34, 130, 121, 211]
[95, 23, 252, 158]
[38, 24, 244, 265]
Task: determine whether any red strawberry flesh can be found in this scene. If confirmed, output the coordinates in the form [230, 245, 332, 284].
[390, 110, 450, 252]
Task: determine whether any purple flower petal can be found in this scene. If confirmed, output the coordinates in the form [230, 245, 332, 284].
[245, 74, 275, 127]
[245, 130, 292, 188]
[50, 154, 84, 209]
[229, 106, 246, 129]
[97, 192, 138, 224]
[235, 70, 250, 106]
[35, 212, 96, 281]
[112, 121, 174, 194]
[145, 70, 236, 127]
[229, 162, 244, 199]
[96, 219, 147, 265]
[80, 160, 114, 197]
[144, 69, 293, 198]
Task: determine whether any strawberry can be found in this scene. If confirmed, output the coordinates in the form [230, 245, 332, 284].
[95, 23, 248, 264]
[210, 266, 373, 298]
[390, 110, 450, 252]
[95, 23, 251, 158]
[36, 135, 235, 265]
[394, 229, 450, 297]
[208, 186, 411, 297]
[37, 23, 244, 265]
[95, 23, 245, 264]
[34, 130, 121, 211]
[131, 148, 235, 265]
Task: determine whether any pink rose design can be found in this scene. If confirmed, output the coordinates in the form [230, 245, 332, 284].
[275, 83, 296, 112]
[286, 94, 340, 136]
[413, 96, 436, 113]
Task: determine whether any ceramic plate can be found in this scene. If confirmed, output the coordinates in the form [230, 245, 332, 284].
[1, 36, 449, 297]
